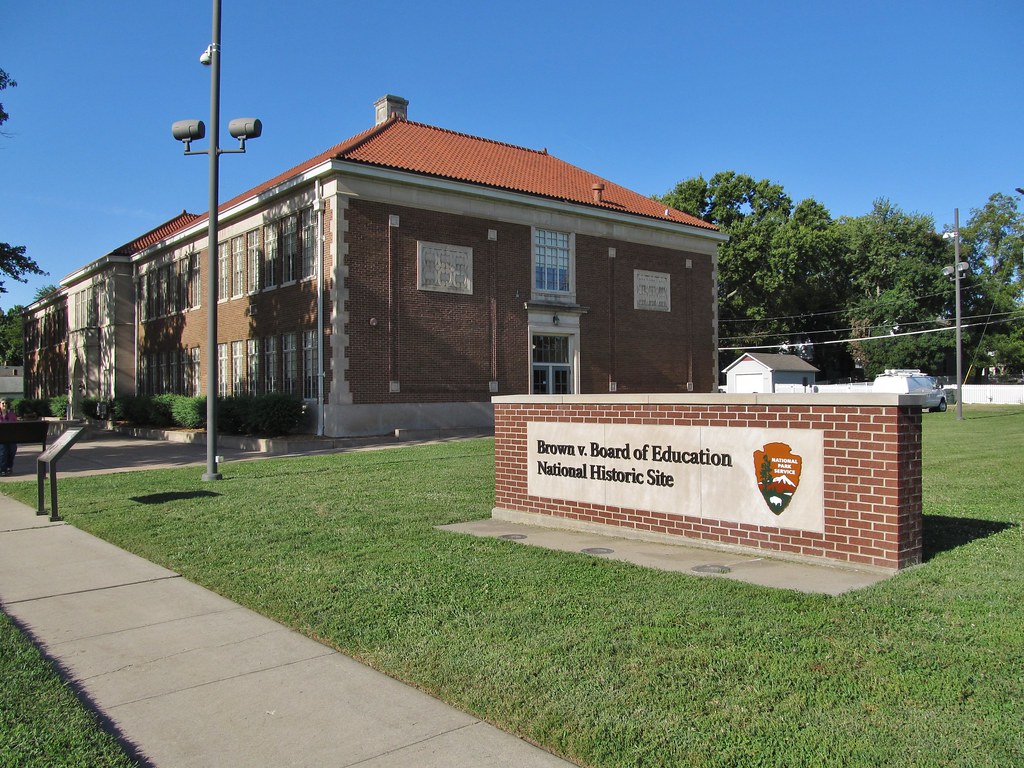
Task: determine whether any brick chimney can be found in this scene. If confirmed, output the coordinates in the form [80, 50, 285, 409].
[374, 94, 409, 126]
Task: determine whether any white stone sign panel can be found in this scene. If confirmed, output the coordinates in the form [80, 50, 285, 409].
[634, 270, 671, 312]
[527, 421, 824, 533]
[417, 241, 473, 295]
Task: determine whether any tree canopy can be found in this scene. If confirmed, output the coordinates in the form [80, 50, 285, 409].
[0, 67, 47, 297]
[659, 173, 1024, 382]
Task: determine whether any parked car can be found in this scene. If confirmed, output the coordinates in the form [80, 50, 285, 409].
[872, 369, 955, 412]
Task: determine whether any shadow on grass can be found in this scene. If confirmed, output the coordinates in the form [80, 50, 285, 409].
[3, 610, 156, 768]
[963, 409, 1024, 420]
[923, 514, 1015, 561]
[130, 490, 221, 505]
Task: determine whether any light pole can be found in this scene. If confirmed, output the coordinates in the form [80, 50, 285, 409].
[942, 209, 967, 421]
[171, 0, 261, 480]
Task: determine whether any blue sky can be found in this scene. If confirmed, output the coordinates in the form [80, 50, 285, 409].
[2, 1, 1022, 312]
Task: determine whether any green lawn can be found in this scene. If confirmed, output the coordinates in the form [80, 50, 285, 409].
[0, 609, 138, 768]
[2, 406, 1023, 767]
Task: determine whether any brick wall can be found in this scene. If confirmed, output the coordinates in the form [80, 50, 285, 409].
[138, 197, 334, 399]
[493, 397, 923, 570]
[345, 200, 717, 404]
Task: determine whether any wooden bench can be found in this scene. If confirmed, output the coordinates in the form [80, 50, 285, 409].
[0, 420, 50, 451]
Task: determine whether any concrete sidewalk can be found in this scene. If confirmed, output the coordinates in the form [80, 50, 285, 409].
[0, 495, 574, 767]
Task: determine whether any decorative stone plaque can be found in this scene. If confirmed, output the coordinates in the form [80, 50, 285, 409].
[634, 270, 670, 312]
[418, 242, 473, 295]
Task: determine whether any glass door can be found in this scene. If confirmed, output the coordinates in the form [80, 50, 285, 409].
[532, 335, 572, 394]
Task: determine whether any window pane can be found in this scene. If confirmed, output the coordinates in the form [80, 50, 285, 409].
[232, 237, 245, 297]
[534, 229, 570, 293]
[218, 242, 230, 301]
[532, 335, 569, 364]
[264, 223, 279, 288]
[247, 230, 260, 294]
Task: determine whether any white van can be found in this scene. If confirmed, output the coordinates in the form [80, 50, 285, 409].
[872, 369, 954, 412]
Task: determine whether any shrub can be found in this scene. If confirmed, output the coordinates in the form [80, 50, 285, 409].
[112, 396, 148, 424]
[13, 398, 47, 418]
[49, 395, 69, 418]
[80, 397, 104, 420]
[172, 396, 206, 429]
[147, 395, 177, 428]
[104, 393, 303, 436]
[217, 395, 253, 435]
[247, 394, 305, 436]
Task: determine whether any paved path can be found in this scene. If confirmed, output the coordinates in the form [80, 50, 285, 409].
[0, 489, 574, 767]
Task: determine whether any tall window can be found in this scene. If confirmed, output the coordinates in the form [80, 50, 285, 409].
[302, 330, 317, 399]
[187, 251, 201, 309]
[188, 347, 201, 396]
[232, 236, 245, 297]
[146, 272, 155, 319]
[217, 343, 229, 397]
[231, 340, 245, 394]
[218, 242, 230, 301]
[263, 222, 279, 289]
[247, 339, 259, 395]
[301, 208, 316, 280]
[246, 230, 260, 294]
[282, 216, 298, 283]
[263, 336, 278, 393]
[138, 275, 149, 322]
[534, 229, 571, 294]
[170, 352, 180, 394]
[138, 354, 149, 395]
[282, 333, 297, 394]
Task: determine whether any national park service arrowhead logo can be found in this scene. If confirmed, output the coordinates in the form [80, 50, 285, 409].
[753, 442, 802, 515]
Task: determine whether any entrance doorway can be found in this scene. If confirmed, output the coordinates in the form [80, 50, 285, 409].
[532, 335, 572, 394]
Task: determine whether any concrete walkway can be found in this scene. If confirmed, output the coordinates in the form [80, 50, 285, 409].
[0, 493, 574, 767]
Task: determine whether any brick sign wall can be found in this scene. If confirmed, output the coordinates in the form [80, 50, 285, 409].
[493, 395, 923, 570]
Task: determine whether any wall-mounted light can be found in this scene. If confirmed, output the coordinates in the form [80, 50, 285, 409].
[552, 314, 560, 326]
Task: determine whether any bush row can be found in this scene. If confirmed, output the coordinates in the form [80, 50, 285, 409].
[12, 394, 305, 437]
[108, 394, 305, 437]
[11, 396, 68, 418]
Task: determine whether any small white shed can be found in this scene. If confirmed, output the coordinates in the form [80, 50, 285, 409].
[722, 353, 819, 394]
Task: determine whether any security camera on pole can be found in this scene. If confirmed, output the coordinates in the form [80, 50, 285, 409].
[171, 0, 262, 480]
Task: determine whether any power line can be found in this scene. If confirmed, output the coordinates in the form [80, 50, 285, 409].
[717, 314, 1024, 352]
[718, 289, 954, 325]
[718, 309, 1023, 342]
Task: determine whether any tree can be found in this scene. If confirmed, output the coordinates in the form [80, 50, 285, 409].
[32, 284, 60, 302]
[957, 193, 1024, 378]
[0, 242, 45, 296]
[836, 200, 955, 378]
[0, 306, 24, 366]
[0, 67, 15, 132]
[0, 68, 46, 293]
[659, 172, 854, 379]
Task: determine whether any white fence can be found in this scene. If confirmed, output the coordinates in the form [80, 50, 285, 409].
[960, 385, 1024, 405]
[775, 383, 1024, 405]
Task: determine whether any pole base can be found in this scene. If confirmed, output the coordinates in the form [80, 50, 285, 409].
[202, 472, 223, 482]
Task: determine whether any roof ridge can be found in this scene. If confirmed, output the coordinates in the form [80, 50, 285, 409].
[378, 117, 551, 157]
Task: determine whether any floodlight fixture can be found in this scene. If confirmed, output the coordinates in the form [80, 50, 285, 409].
[171, 119, 206, 151]
[199, 45, 214, 66]
[228, 117, 262, 149]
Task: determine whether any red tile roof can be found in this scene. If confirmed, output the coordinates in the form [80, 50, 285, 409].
[115, 210, 202, 255]
[190, 114, 718, 239]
